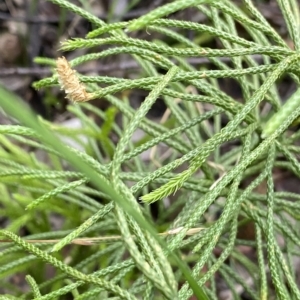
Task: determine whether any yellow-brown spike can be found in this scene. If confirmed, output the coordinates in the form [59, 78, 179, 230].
[56, 56, 92, 102]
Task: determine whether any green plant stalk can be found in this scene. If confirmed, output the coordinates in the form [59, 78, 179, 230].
[265, 144, 287, 299]
[255, 224, 268, 300]
[127, 0, 214, 31]
[262, 88, 300, 138]
[25, 275, 41, 298]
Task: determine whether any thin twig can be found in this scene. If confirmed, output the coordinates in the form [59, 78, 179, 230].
[0, 227, 204, 246]
[0, 55, 264, 77]
[0, 9, 148, 24]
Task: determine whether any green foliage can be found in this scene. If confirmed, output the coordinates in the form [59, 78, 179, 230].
[0, 0, 300, 299]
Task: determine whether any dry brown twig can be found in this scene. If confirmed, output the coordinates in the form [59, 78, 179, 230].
[0, 226, 204, 246]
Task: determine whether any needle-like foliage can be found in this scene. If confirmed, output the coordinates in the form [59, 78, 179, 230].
[0, 0, 300, 299]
